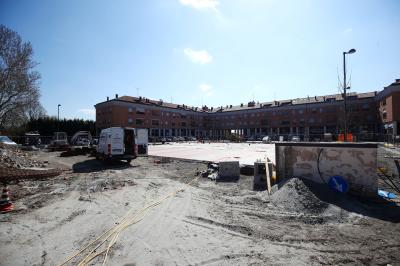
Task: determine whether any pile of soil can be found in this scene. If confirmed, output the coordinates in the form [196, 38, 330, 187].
[0, 143, 49, 169]
[271, 178, 353, 223]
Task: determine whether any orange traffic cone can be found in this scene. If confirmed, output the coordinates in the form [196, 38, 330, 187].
[0, 186, 13, 213]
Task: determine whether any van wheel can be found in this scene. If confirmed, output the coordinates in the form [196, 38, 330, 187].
[126, 159, 132, 164]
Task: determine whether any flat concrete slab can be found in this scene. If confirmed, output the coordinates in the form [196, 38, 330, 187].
[148, 142, 275, 166]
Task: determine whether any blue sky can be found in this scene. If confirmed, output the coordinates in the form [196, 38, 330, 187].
[0, 0, 399, 120]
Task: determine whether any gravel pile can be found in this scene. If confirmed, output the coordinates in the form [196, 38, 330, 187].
[271, 177, 354, 223]
[0, 143, 48, 169]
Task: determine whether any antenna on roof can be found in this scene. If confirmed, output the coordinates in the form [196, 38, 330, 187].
[136, 88, 139, 97]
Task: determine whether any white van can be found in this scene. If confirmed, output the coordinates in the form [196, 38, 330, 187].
[96, 127, 137, 163]
[134, 128, 148, 156]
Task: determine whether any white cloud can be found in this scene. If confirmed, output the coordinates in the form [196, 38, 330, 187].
[179, 0, 219, 10]
[184, 48, 213, 64]
[199, 83, 214, 96]
[78, 108, 95, 116]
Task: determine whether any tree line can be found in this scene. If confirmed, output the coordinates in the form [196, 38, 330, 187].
[8, 116, 96, 137]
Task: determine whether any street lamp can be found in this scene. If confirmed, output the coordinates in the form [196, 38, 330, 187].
[57, 104, 61, 132]
[343, 48, 356, 142]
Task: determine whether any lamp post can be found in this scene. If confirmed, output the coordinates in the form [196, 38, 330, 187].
[343, 48, 356, 142]
[57, 104, 61, 132]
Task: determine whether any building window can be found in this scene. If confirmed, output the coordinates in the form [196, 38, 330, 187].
[128, 107, 133, 113]
[152, 120, 159, 126]
[136, 118, 144, 125]
[181, 122, 187, 127]
[382, 111, 387, 120]
[382, 99, 386, 106]
[298, 110, 304, 114]
[128, 118, 133, 124]
[136, 108, 145, 115]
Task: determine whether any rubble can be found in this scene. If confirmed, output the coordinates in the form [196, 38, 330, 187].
[0, 143, 49, 169]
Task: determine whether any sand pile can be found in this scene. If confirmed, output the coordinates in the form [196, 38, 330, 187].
[0, 143, 48, 169]
[271, 178, 354, 223]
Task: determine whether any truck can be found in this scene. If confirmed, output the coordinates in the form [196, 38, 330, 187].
[96, 127, 139, 163]
[48, 132, 69, 151]
[70, 131, 93, 146]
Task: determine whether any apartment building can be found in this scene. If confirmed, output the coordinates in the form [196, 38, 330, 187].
[95, 79, 400, 141]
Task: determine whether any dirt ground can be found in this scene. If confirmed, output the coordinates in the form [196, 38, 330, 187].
[1, 150, 400, 265]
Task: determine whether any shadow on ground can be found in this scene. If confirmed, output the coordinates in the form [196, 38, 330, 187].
[72, 159, 138, 173]
[296, 178, 400, 223]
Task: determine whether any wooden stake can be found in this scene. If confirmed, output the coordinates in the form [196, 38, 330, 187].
[265, 157, 272, 194]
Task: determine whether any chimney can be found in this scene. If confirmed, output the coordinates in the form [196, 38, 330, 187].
[115, 94, 118, 99]
[107, 96, 109, 101]
[396, 79, 400, 83]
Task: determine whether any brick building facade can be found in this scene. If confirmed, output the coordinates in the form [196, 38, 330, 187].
[95, 79, 400, 141]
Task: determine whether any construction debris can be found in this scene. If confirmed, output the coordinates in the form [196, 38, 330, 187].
[0, 143, 61, 184]
[0, 143, 49, 169]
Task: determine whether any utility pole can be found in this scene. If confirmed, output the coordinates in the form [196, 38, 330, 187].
[342, 48, 356, 142]
[57, 104, 61, 132]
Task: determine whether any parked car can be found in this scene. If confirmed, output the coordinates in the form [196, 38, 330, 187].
[247, 136, 255, 141]
[291, 136, 300, 142]
[0, 136, 17, 146]
[76, 138, 91, 146]
[262, 136, 271, 143]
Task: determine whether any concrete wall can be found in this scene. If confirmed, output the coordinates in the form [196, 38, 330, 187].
[275, 143, 378, 197]
[218, 161, 240, 180]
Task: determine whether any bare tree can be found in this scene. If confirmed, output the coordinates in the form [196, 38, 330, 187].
[0, 24, 42, 127]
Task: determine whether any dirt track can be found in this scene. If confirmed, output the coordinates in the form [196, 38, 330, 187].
[0, 151, 400, 265]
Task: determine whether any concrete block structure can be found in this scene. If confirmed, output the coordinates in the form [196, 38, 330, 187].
[95, 79, 400, 141]
[218, 161, 240, 180]
[275, 142, 378, 197]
